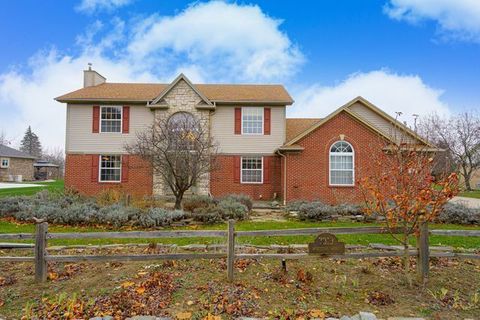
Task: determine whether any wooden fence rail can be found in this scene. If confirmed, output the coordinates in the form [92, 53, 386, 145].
[0, 220, 479, 283]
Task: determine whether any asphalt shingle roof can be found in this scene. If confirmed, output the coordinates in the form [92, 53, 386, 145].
[0, 144, 37, 159]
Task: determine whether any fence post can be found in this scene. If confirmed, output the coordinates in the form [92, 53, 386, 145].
[227, 219, 235, 282]
[35, 222, 48, 283]
[417, 221, 429, 284]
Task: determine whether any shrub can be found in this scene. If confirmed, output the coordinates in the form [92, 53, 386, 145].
[183, 195, 216, 212]
[192, 205, 224, 224]
[62, 202, 100, 225]
[0, 196, 31, 216]
[95, 204, 141, 228]
[96, 189, 126, 206]
[217, 198, 249, 220]
[333, 203, 363, 216]
[286, 200, 309, 212]
[437, 203, 480, 225]
[137, 208, 187, 228]
[220, 194, 253, 211]
[297, 201, 333, 220]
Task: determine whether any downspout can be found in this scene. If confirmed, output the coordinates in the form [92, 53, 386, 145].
[277, 150, 287, 206]
[207, 101, 216, 198]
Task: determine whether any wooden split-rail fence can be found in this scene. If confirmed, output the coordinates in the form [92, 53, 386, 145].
[0, 220, 479, 283]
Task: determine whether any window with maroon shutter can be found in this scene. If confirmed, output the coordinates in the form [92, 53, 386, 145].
[264, 108, 271, 135]
[122, 106, 130, 133]
[91, 155, 99, 182]
[263, 156, 271, 183]
[92, 106, 100, 133]
[234, 108, 241, 134]
[234, 156, 241, 183]
[121, 155, 129, 182]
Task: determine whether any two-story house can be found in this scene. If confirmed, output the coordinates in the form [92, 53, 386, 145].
[56, 67, 435, 204]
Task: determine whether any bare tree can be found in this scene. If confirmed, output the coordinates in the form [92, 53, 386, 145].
[0, 131, 8, 145]
[126, 112, 217, 209]
[42, 147, 65, 175]
[420, 112, 480, 191]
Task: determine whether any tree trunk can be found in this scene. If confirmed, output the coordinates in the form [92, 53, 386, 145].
[174, 191, 185, 210]
[403, 235, 412, 288]
[462, 166, 472, 191]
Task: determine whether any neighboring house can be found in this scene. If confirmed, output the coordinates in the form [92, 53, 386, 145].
[0, 144, 36, 181]
[55, 67, 434, 204]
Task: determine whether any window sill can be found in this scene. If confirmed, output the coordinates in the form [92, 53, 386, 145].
[328, 184, 355, 188]
[240, 182, 264, 185]
[98, 181, 122, 184]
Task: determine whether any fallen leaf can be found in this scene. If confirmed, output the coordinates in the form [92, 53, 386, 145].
[176, 312, 192, 320]
[187, 300, 194, 306]
[136, 286, 146, 294]
[121, 281, 135, 288]
[203, 314, 221, 320]
[309, 309, 325, 318]
[48, 272, 58, 280]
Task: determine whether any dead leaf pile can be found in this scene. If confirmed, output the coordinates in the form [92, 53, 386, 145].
[199, 282, 258, 316]
[92, 271, 176, 317]
[366, 290, 395, 306]
[47, 263, 87, 281]
[0, 275, 17, 286]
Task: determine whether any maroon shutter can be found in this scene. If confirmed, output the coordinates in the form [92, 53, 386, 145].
[122, 106, 130, 134]
[234, 156, 241, 183]
[263, 156, 271, 184]
[91, 155, 99, 182]
[264, 108, 271, 135]
[121, 155, 129, 182]
[92, 106, 100, 133]
[234, 108, 242, 134]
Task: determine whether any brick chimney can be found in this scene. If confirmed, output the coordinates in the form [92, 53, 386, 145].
[83, 63, 106, 87]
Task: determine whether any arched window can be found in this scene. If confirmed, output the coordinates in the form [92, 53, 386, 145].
[329, 141, 354, 186]
[167, 112, 198, 150]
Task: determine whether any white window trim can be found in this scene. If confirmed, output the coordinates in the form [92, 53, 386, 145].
[98, 155, 122, 183]
[0, 158, 9, 168]
[241, 107, 264, 135]
[240, 156, 263, 184]
[329, 141, 355, 187]
[99, 106, 123, 133]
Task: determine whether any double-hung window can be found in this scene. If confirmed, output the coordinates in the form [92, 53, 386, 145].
[329, 141, 354, 186]
[100, 106, 122, 133]
[99, 155, 121, 182]
[0, 158, 9, 168]
[241, 107, 263, 135]
[241, 156, 263, 183]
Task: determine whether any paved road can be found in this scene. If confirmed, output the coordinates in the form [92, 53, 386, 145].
[450, 196, 480, 208]
[0, 182, 44, 189]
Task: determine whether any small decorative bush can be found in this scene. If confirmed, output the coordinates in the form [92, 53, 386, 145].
[137, 208, 187, 228]
[182, 195, 216, 212]
[333, 203, 363, 216]
[297, 201, 333, 220]
[192, 205, 224, 224]
[96, 189, 126, 206]
[219, 194, 253, 211]
[437, 203, 480, 225]
[286, 200, 309, 212]
[95, 204, 141, 228]
[217, 198, 249, 220]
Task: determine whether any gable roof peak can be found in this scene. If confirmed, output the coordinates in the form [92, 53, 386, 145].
[149, 73, 213, 106]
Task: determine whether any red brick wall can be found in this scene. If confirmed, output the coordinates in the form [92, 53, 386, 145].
[210, 155, 282, 200]
[65, 154, 153, 196]
[285, 111, 386, 204]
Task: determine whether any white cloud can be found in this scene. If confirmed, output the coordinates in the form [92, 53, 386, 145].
[0, 1, 303, 149]
[76, 0, 134, 13]
[384, 0, 480, 42]
[289, 70, 450, 124]
[127, 1, 304, 82]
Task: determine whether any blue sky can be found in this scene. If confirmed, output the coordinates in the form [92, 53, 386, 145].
[0, 0, 479, 148]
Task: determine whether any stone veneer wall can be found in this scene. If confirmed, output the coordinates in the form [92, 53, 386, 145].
[152, 79, 211, 196]
[0, 157, 35, 181]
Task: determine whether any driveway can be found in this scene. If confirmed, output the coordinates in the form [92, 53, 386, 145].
[0, 182, 44, 189]
[450, 196, 480, 209]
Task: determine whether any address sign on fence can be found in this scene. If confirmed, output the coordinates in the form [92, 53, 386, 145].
[308, 233, 345, 255]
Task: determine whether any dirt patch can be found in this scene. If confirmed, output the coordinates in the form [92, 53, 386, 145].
[1, 246, 479, 319]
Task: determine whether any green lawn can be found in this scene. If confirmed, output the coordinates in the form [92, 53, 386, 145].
[458, 189, 480, 199]
[1, 219, 478, 249]
[0, 180, 64, 197]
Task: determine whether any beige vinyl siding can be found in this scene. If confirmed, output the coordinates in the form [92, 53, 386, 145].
[66, 104, 154, 153]
[211, 106, 286, 154]
[347, 102, 417, 143]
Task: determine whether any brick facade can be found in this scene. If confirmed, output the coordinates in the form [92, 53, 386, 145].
[283, 111, 386, 204]
[210, 155, 282, 201]
[0, 157, 35, 181]
[65, 154, 152, 196]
